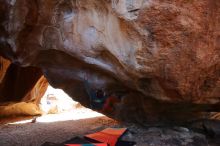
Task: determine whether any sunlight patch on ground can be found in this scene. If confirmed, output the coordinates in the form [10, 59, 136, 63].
[8, 119, 33, 124]
[8, 109, 104, 124]
[36, 109, 104, 123]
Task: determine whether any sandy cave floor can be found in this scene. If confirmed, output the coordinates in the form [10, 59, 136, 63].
[0, 109, 118, 146]
[0, 108, 220, 146]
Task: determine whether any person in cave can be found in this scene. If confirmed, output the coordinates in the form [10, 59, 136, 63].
[93, 89, 107, 110]
[83, 78, 121, 113]
[84, 78, 107, 110]
[100, 93, 121, 114]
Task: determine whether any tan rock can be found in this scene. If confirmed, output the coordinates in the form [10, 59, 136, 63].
[0, 0, 219, 123]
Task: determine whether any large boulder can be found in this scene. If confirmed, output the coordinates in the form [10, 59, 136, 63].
[0, 0, 220, 123]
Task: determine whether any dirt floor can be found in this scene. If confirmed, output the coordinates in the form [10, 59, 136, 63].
[0, 109, 118, 146]
[1, 107, 220, 146]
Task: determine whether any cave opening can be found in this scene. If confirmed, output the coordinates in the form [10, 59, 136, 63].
[0, 56, 107, 125]
[0, 59, 117, 146]
[4, 84, 105, 124]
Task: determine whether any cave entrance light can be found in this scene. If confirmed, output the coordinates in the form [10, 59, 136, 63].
[8, 85, 104, 124]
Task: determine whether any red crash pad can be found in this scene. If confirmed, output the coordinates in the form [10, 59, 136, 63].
[85, 128, 127, 146]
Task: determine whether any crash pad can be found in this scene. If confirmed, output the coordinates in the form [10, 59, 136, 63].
[85, 128, 127, 146]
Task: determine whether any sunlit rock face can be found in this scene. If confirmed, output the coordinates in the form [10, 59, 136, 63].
[0, 56, 48, 116]
[0, 0, 220, 123]
[0, 56, 47, 104]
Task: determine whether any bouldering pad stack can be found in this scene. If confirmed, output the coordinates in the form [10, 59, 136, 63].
[41, 128, 136, 146]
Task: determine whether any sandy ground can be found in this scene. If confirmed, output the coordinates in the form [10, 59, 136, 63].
[1, 110, 220, 146]
[0, 109, 118, 146]
[0, 86, 120, 146]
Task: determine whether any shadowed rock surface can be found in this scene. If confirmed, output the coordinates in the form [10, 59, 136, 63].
[0, 55, 48, 102]
[0, 56, 48, 117]
[0, 0, 220, 123]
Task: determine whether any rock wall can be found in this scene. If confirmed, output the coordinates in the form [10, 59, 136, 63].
[0, 62, 44, 102]
[0, 56, 48, 116]
[0, 56, 10, 83]
[0, 0, 220, 123]
[22, 76, 48, 105]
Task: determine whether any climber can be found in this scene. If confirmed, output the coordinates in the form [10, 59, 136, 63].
[101, 93, 121, 114]
[84, 78, 107, 110]
[83, 74, 122, 113]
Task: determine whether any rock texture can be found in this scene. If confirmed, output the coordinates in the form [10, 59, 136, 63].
[23, 76, 48, 105]
[0, 56, 10, 83]
[0, 56, 48, 116]
[0, 0, 220, 123]
[0, 63, 43, 102]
